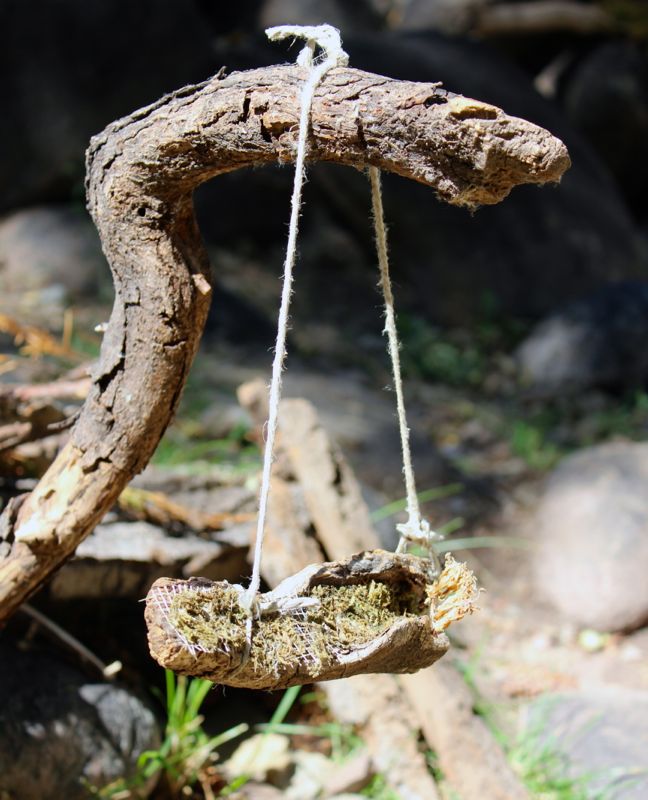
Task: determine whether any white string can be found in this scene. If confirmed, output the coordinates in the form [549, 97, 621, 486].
[368, 166, 442, 575]
[243, 25, 349, 611]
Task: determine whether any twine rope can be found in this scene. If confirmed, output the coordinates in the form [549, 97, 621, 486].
[369, 166, 442, 575]
[243, 25, 349, 614]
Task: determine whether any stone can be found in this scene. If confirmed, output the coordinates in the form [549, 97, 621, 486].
[516, 281, 648, 394]
[235, 783, 286, 800]
[282, 370, 454, 509]
[0, 205, 109, 301]
[47, 464, 257, 600]
[285, 751, 333, 800]
[396, 0, 478, 34]
[223, 733, 292, 785]
[521, 688, 648, 799]
[258, 0, 380, 31]
[48, 519, 250, 600]
[533, 441, 648, 632]
[323, 751, 374, 796]
[0, 643, 160, 800]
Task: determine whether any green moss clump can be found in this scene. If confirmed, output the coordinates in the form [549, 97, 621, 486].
[309, 580, 420, 649]
[167, 579, 426, 681]
[168, 585, 248, 653]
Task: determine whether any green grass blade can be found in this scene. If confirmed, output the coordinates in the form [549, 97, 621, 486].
[437, 536, 530, 553]
[370, 484, 463, 522]
[267, 685, 301, 730]
[202, 722, 249, 752]
[185, 677, 213, 724]
[165, 669, 176, 717]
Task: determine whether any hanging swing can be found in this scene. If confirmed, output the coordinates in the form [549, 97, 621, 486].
[143, 24, 535, 689]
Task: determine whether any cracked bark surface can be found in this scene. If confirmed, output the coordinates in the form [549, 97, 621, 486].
[0, 63, 569, 623]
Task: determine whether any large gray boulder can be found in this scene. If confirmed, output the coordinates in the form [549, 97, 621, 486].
[534, 442, 648, 632]
[516, 281, 648, 394]
[522, 689, 648, 799]
[0, 644, 160, 800]
[562, 41, 648, 215]
[0, 205, 109, 301]
[258, 0, 380, 30]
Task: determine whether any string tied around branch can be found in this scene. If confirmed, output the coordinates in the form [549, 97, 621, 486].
[142, 24, 485, 690]
[241, 25, 443, 660]
[368, 166, 443, 574]
[242, 25, 349, 621]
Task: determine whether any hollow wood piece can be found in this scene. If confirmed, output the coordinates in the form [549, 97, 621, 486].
[145, 550, 449, 690]
[0, 64, 570, 623]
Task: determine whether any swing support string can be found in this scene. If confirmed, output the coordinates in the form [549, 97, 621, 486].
[368, 166, 442, 575]
[243, 25, 349, 612]
[245, 25, 441, 625]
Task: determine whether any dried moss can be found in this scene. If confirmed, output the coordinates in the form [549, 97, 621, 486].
[428, 554, 480, 632]
[166, 578, 427, 680]
[168, 585, 248, 654]
[309, 580, 422, 648]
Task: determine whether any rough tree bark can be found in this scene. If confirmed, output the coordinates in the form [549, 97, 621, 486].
[0, 63, 569, 624]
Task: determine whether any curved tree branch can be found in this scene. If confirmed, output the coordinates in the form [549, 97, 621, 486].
[0, 64, 570, 623]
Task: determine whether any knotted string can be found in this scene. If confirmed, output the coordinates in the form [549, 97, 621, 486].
[243, 26, 440, 658]
[243, 25, 349, 618]
[368, 166, 442, 576]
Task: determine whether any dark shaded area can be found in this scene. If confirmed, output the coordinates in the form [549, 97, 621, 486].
[0, 0, 216, 211]
[2, 0, 647, 336]
[517, 281, 648, 393]
[0, 640, 159, 800]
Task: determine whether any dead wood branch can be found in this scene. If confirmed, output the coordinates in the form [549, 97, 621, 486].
[251, 391, 527, 798]
[0, 389, 67, 454]
[237, 389, 443, 798]
[475, 1, 615, 36]
[402, 664, 531, 799]
[117, 486, 254, 532]
[0, 63, 569, 624]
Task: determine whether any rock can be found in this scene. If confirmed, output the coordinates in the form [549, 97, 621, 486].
[516, 282, 648, 394]
[0, 205, 109, 302]
[328, 795, 367, 800]
[562, 42, 648, 214]
[204, 282, 277, 345]
[47, 464, 258, 600]
[323, 751, 374, 796]
[0, 643, 160, 800]
[285, 751, 333, 800]
[130, 465, 257, 517]
[197, 399, 252, 440]
[534, 441, 648, 632]
[396, 0, 478, 34]
[521, 688, 648, 799]
[223, 733, 292, 785]
[48, 519, 250, 600]
[282, 369, 454, 507]
[236, 783, 286, 800]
